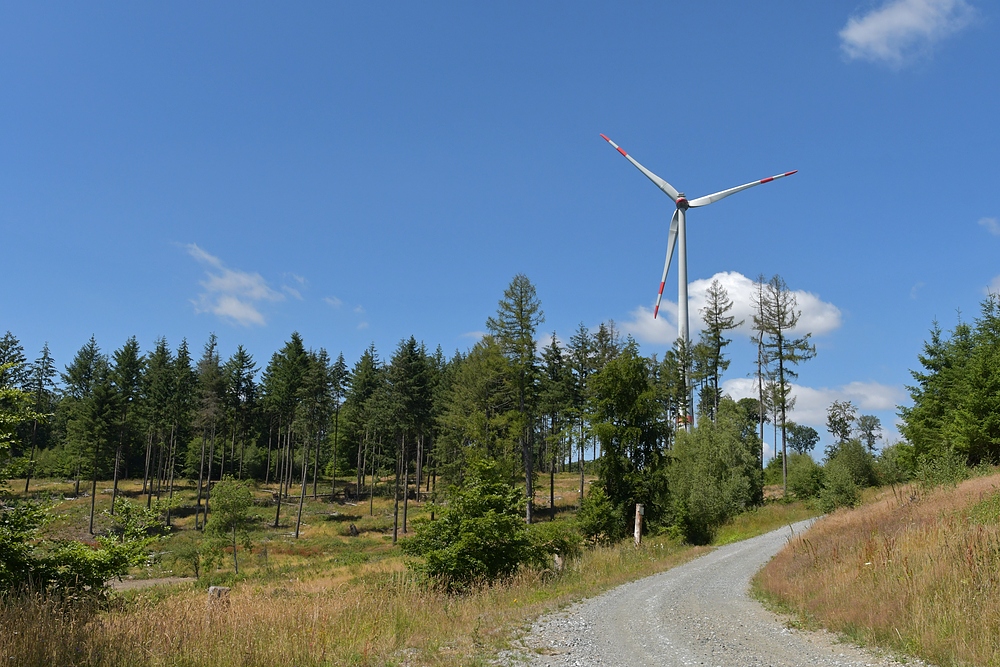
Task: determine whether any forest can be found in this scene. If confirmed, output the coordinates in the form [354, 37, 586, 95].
[1, 274, 992, 598]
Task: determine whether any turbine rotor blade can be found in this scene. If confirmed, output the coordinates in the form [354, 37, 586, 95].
[688, 170, 797, 208]
[600, 134, 680, 200]
[654, 210, 680, 319]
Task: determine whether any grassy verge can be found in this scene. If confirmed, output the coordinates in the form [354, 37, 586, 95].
[754, 471, 1000, 667]
[1, 478, 818, 667]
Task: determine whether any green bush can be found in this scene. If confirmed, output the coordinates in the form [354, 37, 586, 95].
[818, 460, 859, 512]
[787, 453, 823, 499]
[576, 486, 625, 545]
[527, 520, 583, 569]
[401, 459, 534, 590]
[764, 454, 784, 486]
[915, 448, 970, 489]
[827, 439, 878, 488]
[668, 400, 763, 544]
[875, 442, 915, 487]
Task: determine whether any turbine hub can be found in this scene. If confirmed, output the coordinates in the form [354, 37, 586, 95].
[675, 194, 689, 210]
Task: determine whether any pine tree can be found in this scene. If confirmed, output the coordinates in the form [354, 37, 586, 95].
[486, 274, 544, 523]
[23, 343, 57, 494]
[109, 337, 145, 514]
[694, 279, 742, 422]
[539, 333, 572, 518]
[754, 275, 816, 495]
[194, 335, 225, 529]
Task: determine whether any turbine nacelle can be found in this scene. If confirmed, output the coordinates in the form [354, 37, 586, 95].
[675, 194, 689, 210]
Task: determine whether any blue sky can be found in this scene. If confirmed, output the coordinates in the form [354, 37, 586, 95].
[2, 1, 997, 456]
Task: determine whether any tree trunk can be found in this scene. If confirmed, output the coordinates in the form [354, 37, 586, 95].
[195, 429, 207, 530]
[295, 434, 309, 539]
[165, 425, 177, 527]
[89, 439, 100, 535]
[24, 419, 38, 495]
[402, 435, 409, 534]
[264, 421, 273, 485]
[232, 524, 239, 574]
[330, 407, 340, 500]
[392, 440, 401, 544]
[415, 433, 423, 502]
[312, 430, 320, 499]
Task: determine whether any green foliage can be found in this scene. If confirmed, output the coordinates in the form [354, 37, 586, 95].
[818, 460, 859, 511]
[875, 442, 916, 487]
[786, 422, 820, 455]
[914, 448, 970, 489]
[764, 454, 784, 486]
[668, 398, 763, 544]
[576, 486, 626, 544]
[0, 499, 154, 598]
[205, 475, 257, 573]
[825, 439, 878, 488]
[786, 453, 823, 499]
[401, 459, 533, 589]
[527, 520, 583, 567]
[591, 342, 671, 535]
[105, 498, 164, 542]
[900, 297, 1000, 465]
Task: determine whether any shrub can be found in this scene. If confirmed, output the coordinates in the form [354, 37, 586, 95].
[875, 441, 915, 487]
[787, 453, 823, 499]
[401, 459, 534, 589]
[669, 400, 763, 544]
[827, 439, 877, 488]
[577, 486, 625, 544]
[915, 448, 970, 489]
[818, 460, 859, 512]
[527, 520, 583, 569]
[764, 454, 784, 486]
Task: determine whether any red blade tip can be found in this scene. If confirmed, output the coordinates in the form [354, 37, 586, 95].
[600, 133, 610, 142]
[785, 170, 798, 176]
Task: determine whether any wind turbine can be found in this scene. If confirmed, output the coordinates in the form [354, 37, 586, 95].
[600, 134, 796, 347]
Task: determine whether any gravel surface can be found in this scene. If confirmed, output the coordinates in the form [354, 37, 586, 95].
[505, 520, 930, 667]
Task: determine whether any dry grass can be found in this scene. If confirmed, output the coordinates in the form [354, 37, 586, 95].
[0, 536, 707, 666]
[755, 472, 1000, 667]
[2, 474, 814, 666]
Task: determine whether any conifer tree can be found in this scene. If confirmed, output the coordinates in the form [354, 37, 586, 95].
[23, 343, 57, 494]
[754, 275, 816, 494]
[486, 274, 544, 522]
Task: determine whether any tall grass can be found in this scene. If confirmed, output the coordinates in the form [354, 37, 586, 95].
[755, 472, 1000, 667]
[1, 539, 708, 667]
[2, 476, 815, 667]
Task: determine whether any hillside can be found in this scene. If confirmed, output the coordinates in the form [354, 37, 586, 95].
[755, 471, 1000, 667]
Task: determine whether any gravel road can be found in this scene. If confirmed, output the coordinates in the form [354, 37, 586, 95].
[509, 520, 927, 667]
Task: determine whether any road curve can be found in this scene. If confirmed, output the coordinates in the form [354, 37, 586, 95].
[515, 520, 924, 667]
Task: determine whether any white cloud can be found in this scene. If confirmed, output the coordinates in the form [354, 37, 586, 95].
[323, 296, 344, 308]
[354, 305, 366, 314]
[357, 321, 369, 330]
[839, 0, 975, 67]
[723, 377, 905, 439]
[186, 244, 284, 327]
[282, 286, 303, 300]
[620, 271, 842, 346]
[910, 281, 925, 300]
[461, 330, 486, 340]
[979, 217, 1000, 236]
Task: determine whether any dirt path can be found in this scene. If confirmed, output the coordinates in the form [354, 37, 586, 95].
[110, 576, 196, 591]
[513, 520, 929, 667]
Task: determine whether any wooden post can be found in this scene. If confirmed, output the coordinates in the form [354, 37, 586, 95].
[634, 504, 644, 546]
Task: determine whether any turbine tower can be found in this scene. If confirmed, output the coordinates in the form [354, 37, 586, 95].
[600, 133, 796, 426]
